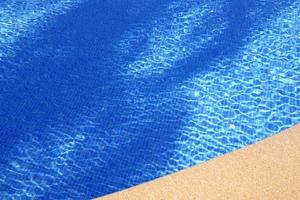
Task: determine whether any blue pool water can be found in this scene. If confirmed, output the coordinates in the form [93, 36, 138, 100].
[0, 0, 299, 199]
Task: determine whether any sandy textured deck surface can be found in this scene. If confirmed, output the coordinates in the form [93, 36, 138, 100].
[98, 124, 300, 200]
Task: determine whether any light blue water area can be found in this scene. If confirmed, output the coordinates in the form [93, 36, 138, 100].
[0, 0, 299, 199]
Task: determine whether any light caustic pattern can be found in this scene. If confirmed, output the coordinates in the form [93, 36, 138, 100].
[0, 110, 132, 199]
[0, 0, 299, 199]
[0, 0, 86, 80]
[116, 0, 228, 78]
[107, 0, 300, 185]
[161, 1, 300, 172]
[0, 1, 232, 198]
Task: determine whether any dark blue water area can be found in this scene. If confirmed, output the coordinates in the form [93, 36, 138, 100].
[0, 0, 169, 158]
[0, 0, 299, 199]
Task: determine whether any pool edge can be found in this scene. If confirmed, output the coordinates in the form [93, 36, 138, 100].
[97, 123, 300, 200]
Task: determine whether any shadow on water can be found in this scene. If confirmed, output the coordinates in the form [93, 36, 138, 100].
[0, 0, 296, 198]
[142, 0, 296, 92]
[0, 0, 168, 161]
[93, 0, 297, 197]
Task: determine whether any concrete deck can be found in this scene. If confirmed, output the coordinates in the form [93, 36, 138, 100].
[98, 124, 300, 200]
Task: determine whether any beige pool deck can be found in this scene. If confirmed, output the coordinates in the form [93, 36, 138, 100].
[98, 124, 300, 200]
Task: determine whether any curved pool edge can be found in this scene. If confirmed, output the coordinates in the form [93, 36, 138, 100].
[98, 123, 300, 200]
